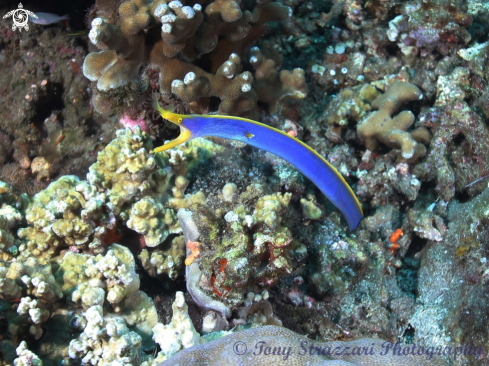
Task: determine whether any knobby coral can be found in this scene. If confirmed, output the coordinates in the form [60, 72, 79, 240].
[357, 81, 431, 160]
[83, 0, 306, 118]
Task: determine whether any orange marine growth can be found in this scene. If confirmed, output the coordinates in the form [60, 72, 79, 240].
[390, 228, 404, 244]
[185, 240, 201, 266]
[388, 228, 403, 254]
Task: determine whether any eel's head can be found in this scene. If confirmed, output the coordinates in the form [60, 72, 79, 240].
[152, 96, 192, 153]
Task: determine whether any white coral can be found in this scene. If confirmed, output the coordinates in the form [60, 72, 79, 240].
[69, 305, 143, 366]
[152, 291, 201, 359]
[14, 341, 43, 366]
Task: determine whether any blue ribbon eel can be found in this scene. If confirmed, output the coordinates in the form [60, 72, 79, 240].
[153, 99, 363, 230]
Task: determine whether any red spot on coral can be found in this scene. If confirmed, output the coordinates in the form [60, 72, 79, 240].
[388, 243, 399, 255]
[210, 271, 222, 297]
[222, 284, 231, 292]
[103, 225, 123, 246]
[211, 259, 230, 297]
[440, 33, 458, 44]
[69, 59, 80, 74]
[218, 258, 227, 273]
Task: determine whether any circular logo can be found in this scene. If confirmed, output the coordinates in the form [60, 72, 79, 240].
[3, 3, 37, 31]
[233, 341, 247, 355]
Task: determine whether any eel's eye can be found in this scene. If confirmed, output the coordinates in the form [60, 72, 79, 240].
[178, 118, 183, 123]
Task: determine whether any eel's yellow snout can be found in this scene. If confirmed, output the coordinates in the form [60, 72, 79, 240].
[152, 96, 193, 153]
[153, 126, 193, 153]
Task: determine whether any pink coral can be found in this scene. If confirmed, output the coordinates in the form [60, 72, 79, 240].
[119, 114, 148, 132]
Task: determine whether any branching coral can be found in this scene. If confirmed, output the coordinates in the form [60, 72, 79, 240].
[13, 342, 43, 366]
[17, 297, 50, 340]
[168, 53, 258, 117]
[127, 196, 181, 247]
[15, 176, 92, 260]
[11, 126, 224, 267]
[86, 127, 163, 216]
[248, 47, 307, 112]
[83, 0, 304, 117]
[0, 257, 62, 340]
[357, 81, 431, 160]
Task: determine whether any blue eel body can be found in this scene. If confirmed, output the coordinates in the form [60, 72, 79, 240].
[153, 100, 363, 230]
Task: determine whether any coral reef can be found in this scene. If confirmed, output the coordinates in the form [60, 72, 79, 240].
[410, 185, 489, 365]
[323, 84, 380, 142]
[138, 235, 186, 280]
[306, 221, 368, 296]
[4, 0, 489, 365]
[0, 22, 111, 191]
[68, 305, 144, 365]
[60, 245, 140, 310]
[177, 184, 307, 315]
[414, 67, 489, 201]
[387, 0, 472, 56]
[356, 152, 422, 207]
[13, 342, 42, 366]
[83, 0, 306, 118]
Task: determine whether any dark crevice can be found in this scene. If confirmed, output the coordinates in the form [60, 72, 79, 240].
[406, 237, 428, 258]
[455, 190, 471, 203]
[418, 180, 437, 196]
[402, 324, 416, 343]
[31, 82, 65, 134]
[452, 132, 465, 147]
[83, 116, 98, 137]
[396, 238, 426, 297]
